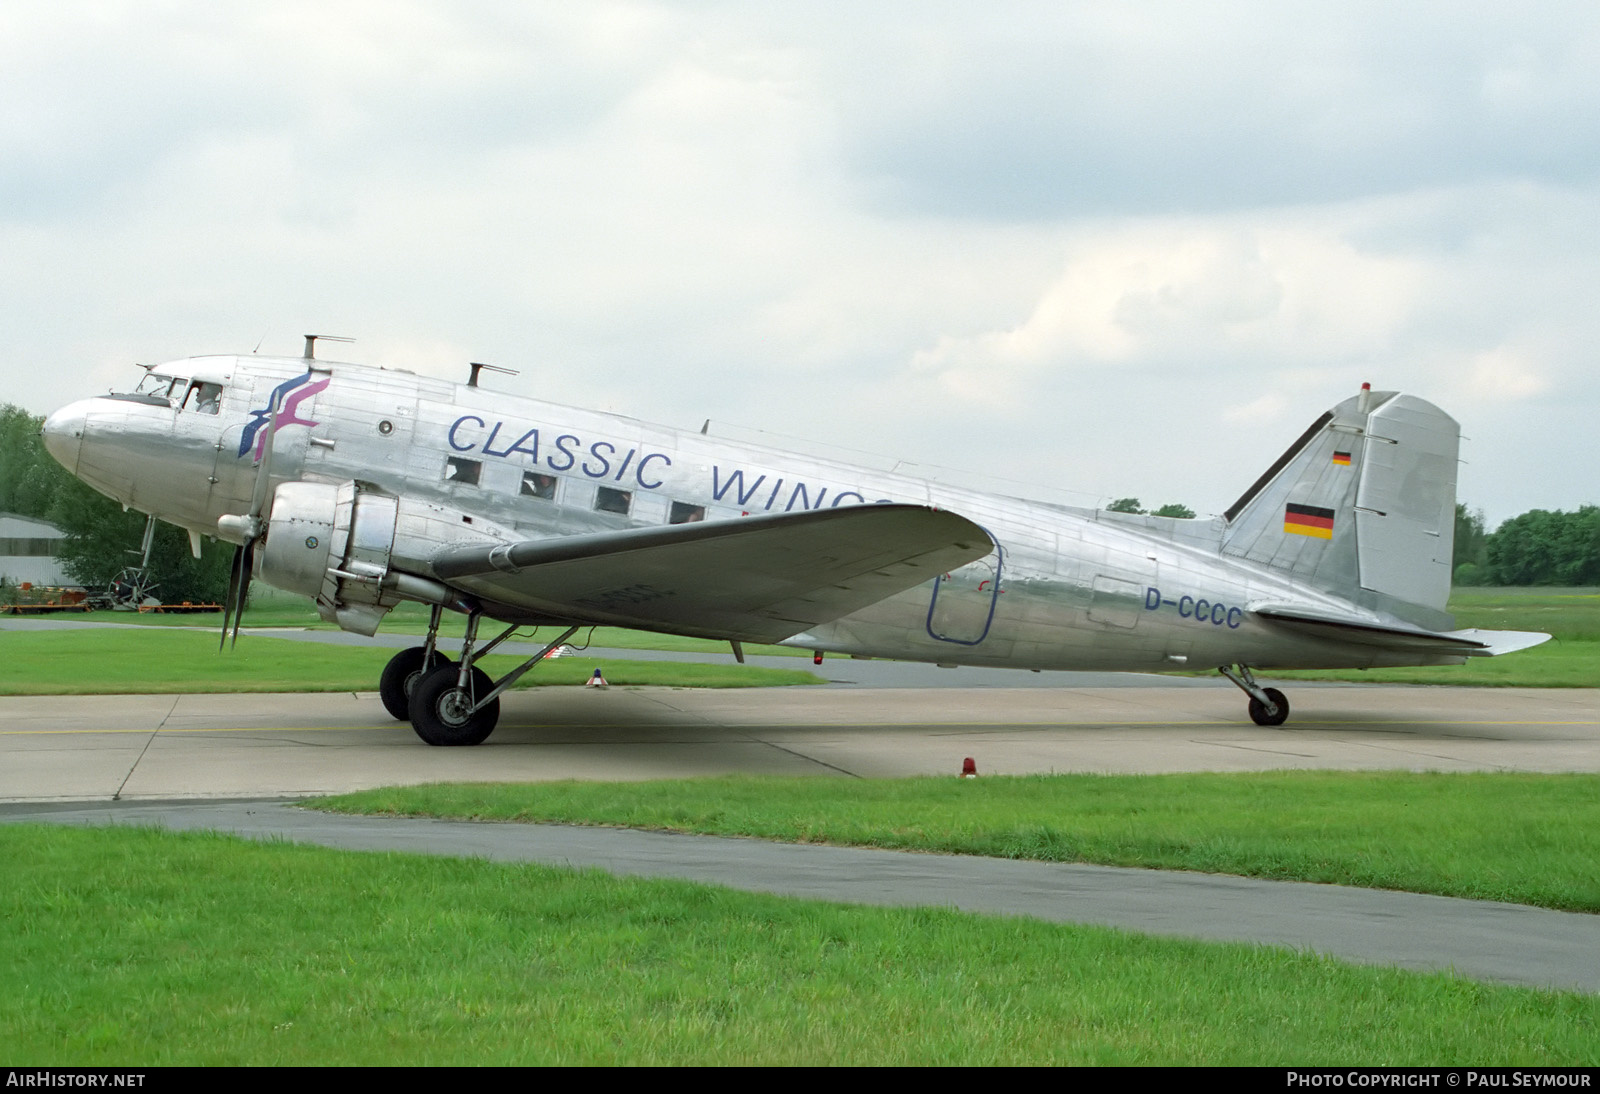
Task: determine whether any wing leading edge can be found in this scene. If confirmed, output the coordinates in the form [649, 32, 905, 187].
[429, 504, 993, 643]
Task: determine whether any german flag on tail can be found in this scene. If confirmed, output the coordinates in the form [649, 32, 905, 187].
[1285, 503, 1335, 539]
[1332, 451, 1351, 466]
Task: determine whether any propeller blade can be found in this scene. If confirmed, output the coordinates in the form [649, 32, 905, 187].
[220, 543, 245, 651]
[230, 540, 255, 649]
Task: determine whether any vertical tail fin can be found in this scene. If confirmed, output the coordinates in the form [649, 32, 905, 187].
[1221, 387, 1458, 627]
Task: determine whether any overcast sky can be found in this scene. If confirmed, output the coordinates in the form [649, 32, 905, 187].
[4, 1, 1596, 526]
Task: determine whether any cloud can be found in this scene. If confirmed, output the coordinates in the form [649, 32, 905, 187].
[1456, 348, 1550, 402]
[827, 2, 1600, 218]
[903, 215, 1429, 410]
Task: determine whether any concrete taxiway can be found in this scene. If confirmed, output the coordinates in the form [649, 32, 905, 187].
[2, 684, 1595, 802]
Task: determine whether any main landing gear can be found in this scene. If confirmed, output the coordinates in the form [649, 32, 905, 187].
[1218, 664, 1290, 727]
[378, 607, 455, 720]
[377, 607, 580, 746]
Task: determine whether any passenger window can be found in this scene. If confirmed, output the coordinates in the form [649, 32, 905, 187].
[521, 472, 557, 500]
[594, 486, 632, 515]
[445, 456, 481, 485]
[669, 502, 706, 524]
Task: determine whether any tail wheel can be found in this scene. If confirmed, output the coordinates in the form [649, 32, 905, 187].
[409, 663, 500, 746]
[1248, 687, 1290, 727]
[379, 647, 456, 721]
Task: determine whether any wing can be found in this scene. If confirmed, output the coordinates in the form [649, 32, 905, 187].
[1251, 603, 1550, 657]
[429, 503, 993, 643]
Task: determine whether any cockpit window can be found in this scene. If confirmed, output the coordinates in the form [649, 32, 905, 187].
[102, 372, 187, 408]
[180, 380, 223, 414]
[132, 373, 181, 402]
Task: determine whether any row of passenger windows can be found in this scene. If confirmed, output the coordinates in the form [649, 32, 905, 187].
[443, 456, 706, 524]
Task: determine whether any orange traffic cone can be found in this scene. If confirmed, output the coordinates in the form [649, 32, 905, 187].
[961, 757, 977, 778]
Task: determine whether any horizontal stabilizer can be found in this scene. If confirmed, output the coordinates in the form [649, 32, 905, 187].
[430, 503, 993, 643]
[1439, 628, 1554, 657]
[1251, 603, 1550, 658]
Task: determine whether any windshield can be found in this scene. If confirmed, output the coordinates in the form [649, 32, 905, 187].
[130, 373, 182, 402]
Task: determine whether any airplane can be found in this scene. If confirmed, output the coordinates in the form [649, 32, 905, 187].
[40, 336, 1549, 745]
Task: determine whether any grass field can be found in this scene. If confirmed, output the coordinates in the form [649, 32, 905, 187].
[55, 594, 807, 656]
[6, 824, 1596, 1066]
[320, 771, 1600, 913]
[0, 629, 822, 695]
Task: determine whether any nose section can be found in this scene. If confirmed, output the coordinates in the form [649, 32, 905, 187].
[41, 400, 89, 473]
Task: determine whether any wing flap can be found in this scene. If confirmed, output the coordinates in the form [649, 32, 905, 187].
[1252, 603, 1550, 657]
[430, 504, 992, 643]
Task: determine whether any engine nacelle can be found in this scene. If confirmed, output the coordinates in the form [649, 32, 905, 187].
[255, 480, 514, 635]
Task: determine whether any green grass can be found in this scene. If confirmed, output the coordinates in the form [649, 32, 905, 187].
[0, 629, 822, 695]
[5, 825, 1596, 1065]
[320, 772, 1600, 913]
[1449, 587, 1600, 641]
[47, 594, 808, 655]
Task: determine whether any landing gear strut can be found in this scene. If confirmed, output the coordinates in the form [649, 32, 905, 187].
[378, 605, 455, 720]
[1219, 664, 1290, 727]
[405, 612, 581, 747]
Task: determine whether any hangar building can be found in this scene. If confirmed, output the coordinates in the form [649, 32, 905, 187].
[0, 512, 72, 587]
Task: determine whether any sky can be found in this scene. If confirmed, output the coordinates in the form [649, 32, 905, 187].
[3, 1, 1596, 527]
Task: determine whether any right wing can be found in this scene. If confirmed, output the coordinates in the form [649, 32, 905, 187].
[430, 503, 992, 643]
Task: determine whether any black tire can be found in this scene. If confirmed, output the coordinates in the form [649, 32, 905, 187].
[379, 647, 456, 721]
[408, 662, 500, 746]
[1248, 687, 1290, 727]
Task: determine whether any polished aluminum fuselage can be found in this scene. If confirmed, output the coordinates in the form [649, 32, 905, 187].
[45, 354, 1462, 672]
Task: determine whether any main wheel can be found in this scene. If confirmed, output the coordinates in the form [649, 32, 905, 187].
[1248, 687, 1290, 727]
[409, 662, 500, 746]
[379, 647, 456, 721]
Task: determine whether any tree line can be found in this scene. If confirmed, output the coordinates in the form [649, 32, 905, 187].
[1453, 503, 1600, 586]
[1, 402, 1594, 596]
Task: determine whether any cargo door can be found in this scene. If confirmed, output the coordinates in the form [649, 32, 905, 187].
[926, 538, 1004, 645]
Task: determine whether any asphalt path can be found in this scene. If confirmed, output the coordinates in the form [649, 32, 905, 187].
[7, 796, 1600, 995]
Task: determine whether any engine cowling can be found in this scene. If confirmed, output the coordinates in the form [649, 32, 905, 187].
[255, 480, 513, 635]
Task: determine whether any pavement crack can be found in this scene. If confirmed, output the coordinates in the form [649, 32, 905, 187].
[113, 696, 179, 801]
[629, 692, 863, 778]
[1196, 739, 1319, 759]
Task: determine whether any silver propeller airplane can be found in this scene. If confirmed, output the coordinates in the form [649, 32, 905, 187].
[42, 337, 1548, 745]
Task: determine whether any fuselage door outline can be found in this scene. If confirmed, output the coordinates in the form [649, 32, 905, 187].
[925, 528, 1004, 646]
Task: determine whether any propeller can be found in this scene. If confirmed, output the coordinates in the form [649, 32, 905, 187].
[218, 389, 285, 650]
